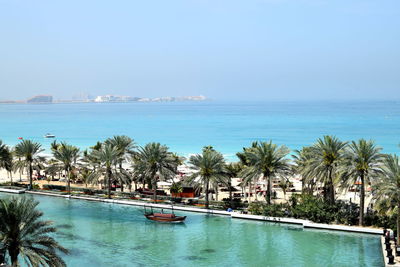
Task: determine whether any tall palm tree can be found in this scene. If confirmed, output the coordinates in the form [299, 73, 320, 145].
[187, 147, 226, 209]
[135, 143, 178, 202]
[90, 143, 121, 199]
[0, 140, 8, 167]
[105, 135, 135, 192]
[292, 146, 315, 194]
[225, 162, 243, 205]
[239, 141, 291, 204]
[341, 139, 383, 225]
[14, 140, 44, 190]
[0, 141, 13, 183]
[0, 196, 68, 266]
[374, 154, 400, 241]
[51, 142, 80, 194]
[308, 136, 347, 205]
[237, 142, 262, 201]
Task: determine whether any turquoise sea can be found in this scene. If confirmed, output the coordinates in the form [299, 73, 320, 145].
[0, 192, 384, 267]
[0, 101, 399, 159]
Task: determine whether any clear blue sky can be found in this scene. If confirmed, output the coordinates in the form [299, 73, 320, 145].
[0, 0, 399, 101]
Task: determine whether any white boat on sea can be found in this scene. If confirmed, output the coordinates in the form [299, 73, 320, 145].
[44, 133, 55, 138]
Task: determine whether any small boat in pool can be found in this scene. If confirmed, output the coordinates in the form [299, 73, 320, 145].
[44, 133, 56, 138]
[144, 206, 186, 223]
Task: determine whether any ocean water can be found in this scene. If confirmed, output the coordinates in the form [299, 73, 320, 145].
[0, 192, 384, 267]
[0, 101, 399, 160]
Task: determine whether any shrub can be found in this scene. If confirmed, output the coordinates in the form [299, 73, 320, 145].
[42, 184, 66, 191]
[32, 183, 40, 190]
[222, 198, 244, 209]
[290, 194, 335, 223]
[263, 203, 289, 217]
[334, 200, 359, 225]
[248, 202, 266, 215]
[364, 210, 396, 229]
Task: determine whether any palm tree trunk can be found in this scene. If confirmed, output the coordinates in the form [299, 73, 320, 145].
[229, 179, 233, 208]
[29, 162, 33, 190]
[67, 170, 71, 194]
[9, 171, 12, 184]
[119, 163, 124, 192]
[152, 171, 157, 202]
[266, 175, 272, 205]
[310, 179, 315, 196]
[107, 167, 112, 199]
[152, 180, 157, 202]
[359, 173, 365, 226]
[9, 247, 19, 267]
[328, 167, 335, 205]
[248, 182, 252, 203]
[205, 179, 210, 209]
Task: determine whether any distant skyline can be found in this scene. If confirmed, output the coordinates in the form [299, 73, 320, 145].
[0, 0, 399, 101]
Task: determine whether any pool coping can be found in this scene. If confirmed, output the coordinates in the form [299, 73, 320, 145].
[23, 190, 383, 235]
[0, 187, 26, 194]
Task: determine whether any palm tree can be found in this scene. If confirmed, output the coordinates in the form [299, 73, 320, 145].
[105, 135, 135, 192]
[225, 162, 243, 206]
[341, 139, 383, 226]
[51, 142, 80, 194]
[79, 167, 93, 188]
[374, 154, 400, 241]
[239, 141, 291, 204]
[0, 196, 68, 266]
[14, 140, 44, 190]
[135, 143, 178, 202]
[278, 179, 290, 199]
[0, 141, 13, 183]
[0, 140, 8, 168]
[187, 147, 226, 209]
[308, 136, 347, 205]
[292, 146, 315, 194]
[170, 181, 183, 197]
[90, 143, 120, 199]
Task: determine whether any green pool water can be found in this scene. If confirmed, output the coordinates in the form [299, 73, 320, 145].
[0, 193, 383, 267]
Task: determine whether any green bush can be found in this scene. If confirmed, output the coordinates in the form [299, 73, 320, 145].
[263, 203, 289, 217]
[248, 202, 266, 215]
[248, 202, 289, 217]
[334, 201, 359, 225]
[290, 194, 336, 223]
[364, 210, 396, 229]
[42, 184, 66, 191]
[32, 183, 40, 190]
[222, 198, 245, 210]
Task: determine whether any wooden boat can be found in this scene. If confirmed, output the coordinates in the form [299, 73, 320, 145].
[144, 212, 186, 223]
[143, 206, 186, 223]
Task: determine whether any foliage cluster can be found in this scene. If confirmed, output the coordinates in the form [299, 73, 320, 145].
[248, 194, 380, 226]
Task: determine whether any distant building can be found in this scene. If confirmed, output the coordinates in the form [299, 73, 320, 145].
[93, 94, 207, 103]
[27, 95, 53, 103]
[94, 95, 140, 102]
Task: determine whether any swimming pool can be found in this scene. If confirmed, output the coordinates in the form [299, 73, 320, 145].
[0, 193, 383, 267]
